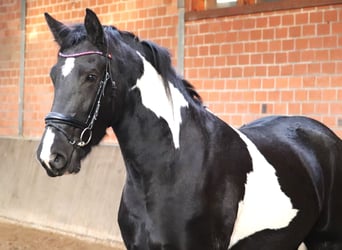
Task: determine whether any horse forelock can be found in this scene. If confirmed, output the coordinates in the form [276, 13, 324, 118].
[59, 24, 87, 51]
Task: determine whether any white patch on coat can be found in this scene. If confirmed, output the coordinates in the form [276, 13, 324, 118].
[298, 243, 307, 250]
[228, 128, 298, 248]
[39, 127, 55, 170]
[131, 52, 188, 148]
[62, 57, 75, 77]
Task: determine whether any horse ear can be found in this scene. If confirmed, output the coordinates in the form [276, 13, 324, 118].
[44, 12, 70, 47]
[84, 9, 106, 50]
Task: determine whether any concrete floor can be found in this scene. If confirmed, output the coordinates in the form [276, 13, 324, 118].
[0, 220, 124, 250]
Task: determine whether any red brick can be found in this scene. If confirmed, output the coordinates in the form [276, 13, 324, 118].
[243, 66, 255, 77]
[324, 10, 338, 23]
[231, 67, 243, 78]
[332, 22, 342, 33]
[281, 91, 294, 102]
[308, 63, 320, 74]
[296, 13, 309, 25]
[244, 42, 256, 53]
[314, 103, 329, 114]
[289, 26, 301, 37]
[288, 51, 301, 63]
[281, 65, 293, 76]
[282, 39, 294, 50]
[256, 17, 267, 28]
[243, 18, 255, 29]
[263, 53, 274, 64]
[250, 30, 262, 40]
[270, 40, 281, 51]
[282, 14, 294, 26]
[232, 18, 243, 30]
[322, 89, 337, 101]
[256, 41, 268, 52]
[295, 38, 309, 50]
[268, 90, 280, 102]
[251, 54, 262, 64]
[302, 103, 315, 114]
[310, 11, 323, 23]
[295, 90, 308, 101]
[250, 79, 262, 89]
[317, 24, 330, 36]
[255, 66, 267, 76]
[322, 62, 336, 74]
[315, 50, 329, 61]
[255, 91, 267, 102]
[324, 36, 337, 47]
[288, 103, 300, 114]
[273, 103, 287, 114]
[263, 28, 274, 40]
[275, 27, 288, 39]
[269, 16, 281, 26]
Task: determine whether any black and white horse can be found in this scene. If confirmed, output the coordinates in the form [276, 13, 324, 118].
[37, 9, 342, 250]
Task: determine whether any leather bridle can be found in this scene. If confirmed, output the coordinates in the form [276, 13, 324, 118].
[45, 50, 113, 147]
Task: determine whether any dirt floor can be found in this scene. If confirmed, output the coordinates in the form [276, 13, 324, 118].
[0, 220, 124, 250]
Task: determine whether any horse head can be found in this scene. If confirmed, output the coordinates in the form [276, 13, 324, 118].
[36, 9, 138, 177]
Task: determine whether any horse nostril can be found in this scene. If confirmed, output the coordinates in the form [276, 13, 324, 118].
[49, 153, 67, 170]
[54, 155, 61, 163]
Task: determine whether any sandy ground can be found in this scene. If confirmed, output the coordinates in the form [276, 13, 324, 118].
[0, 220, 124, 250]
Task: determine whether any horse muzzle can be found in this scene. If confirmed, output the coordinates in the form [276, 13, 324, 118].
[36, 126, 81, 177]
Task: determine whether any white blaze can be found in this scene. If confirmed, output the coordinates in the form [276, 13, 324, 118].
[62, 57, 75, 77]
[39, 127, 55, 170]
[229, 128, 298, 248]
[132, 52, 188, 148]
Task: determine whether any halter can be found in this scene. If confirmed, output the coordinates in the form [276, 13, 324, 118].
[45, 50, 113, 147]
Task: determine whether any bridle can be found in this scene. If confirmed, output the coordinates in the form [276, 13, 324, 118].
[45, 50, 113, 147]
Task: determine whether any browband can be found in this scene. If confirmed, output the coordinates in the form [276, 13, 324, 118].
[58, 51, 112, 59]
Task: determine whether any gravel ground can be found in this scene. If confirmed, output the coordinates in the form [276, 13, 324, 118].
[0, 220, 124, 250]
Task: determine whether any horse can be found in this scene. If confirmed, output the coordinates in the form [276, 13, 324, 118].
[36, 9, 342, 250]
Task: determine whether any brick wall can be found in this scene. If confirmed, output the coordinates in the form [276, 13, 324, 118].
[185, 4, 342, 137]
[0, 0, 21, 136]
[1, 1, 342, 139]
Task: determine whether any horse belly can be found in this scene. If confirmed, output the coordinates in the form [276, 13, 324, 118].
[229, 129, 298, 248]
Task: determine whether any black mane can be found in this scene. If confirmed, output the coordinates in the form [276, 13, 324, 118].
[104, 25, 202, 104]
[60, 23, 202, 104]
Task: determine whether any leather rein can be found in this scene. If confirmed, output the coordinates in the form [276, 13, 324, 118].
[45, 50, 113, 147]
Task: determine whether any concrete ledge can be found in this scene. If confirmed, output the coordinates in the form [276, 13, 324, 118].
[0, 137, 125, 246]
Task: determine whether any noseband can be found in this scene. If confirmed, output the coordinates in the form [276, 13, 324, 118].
[45, 51, 113, 147]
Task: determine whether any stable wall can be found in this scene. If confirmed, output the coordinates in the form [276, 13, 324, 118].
[184, 3, 342, 137]
[0, 137, 125, 246]
[1, 1, 342, 139]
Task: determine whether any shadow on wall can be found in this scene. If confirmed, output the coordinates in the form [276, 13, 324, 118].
[0, 137, 125, 245]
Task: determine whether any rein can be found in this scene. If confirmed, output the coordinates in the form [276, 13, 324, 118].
[45, 50, 113, 147]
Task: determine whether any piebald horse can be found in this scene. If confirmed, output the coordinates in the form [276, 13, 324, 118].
[37, 9, 342, 250]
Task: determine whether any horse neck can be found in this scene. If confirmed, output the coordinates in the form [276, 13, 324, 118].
[113, 55, 194, 176]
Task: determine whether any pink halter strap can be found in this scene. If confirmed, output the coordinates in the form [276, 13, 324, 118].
[58, 51, 112, 59]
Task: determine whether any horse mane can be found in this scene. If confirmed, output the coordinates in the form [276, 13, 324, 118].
[104, 25, 203, 105]
[59, 23, 202, 105]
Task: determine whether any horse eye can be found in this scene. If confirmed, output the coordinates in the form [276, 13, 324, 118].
[86, 74, 97, 82]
